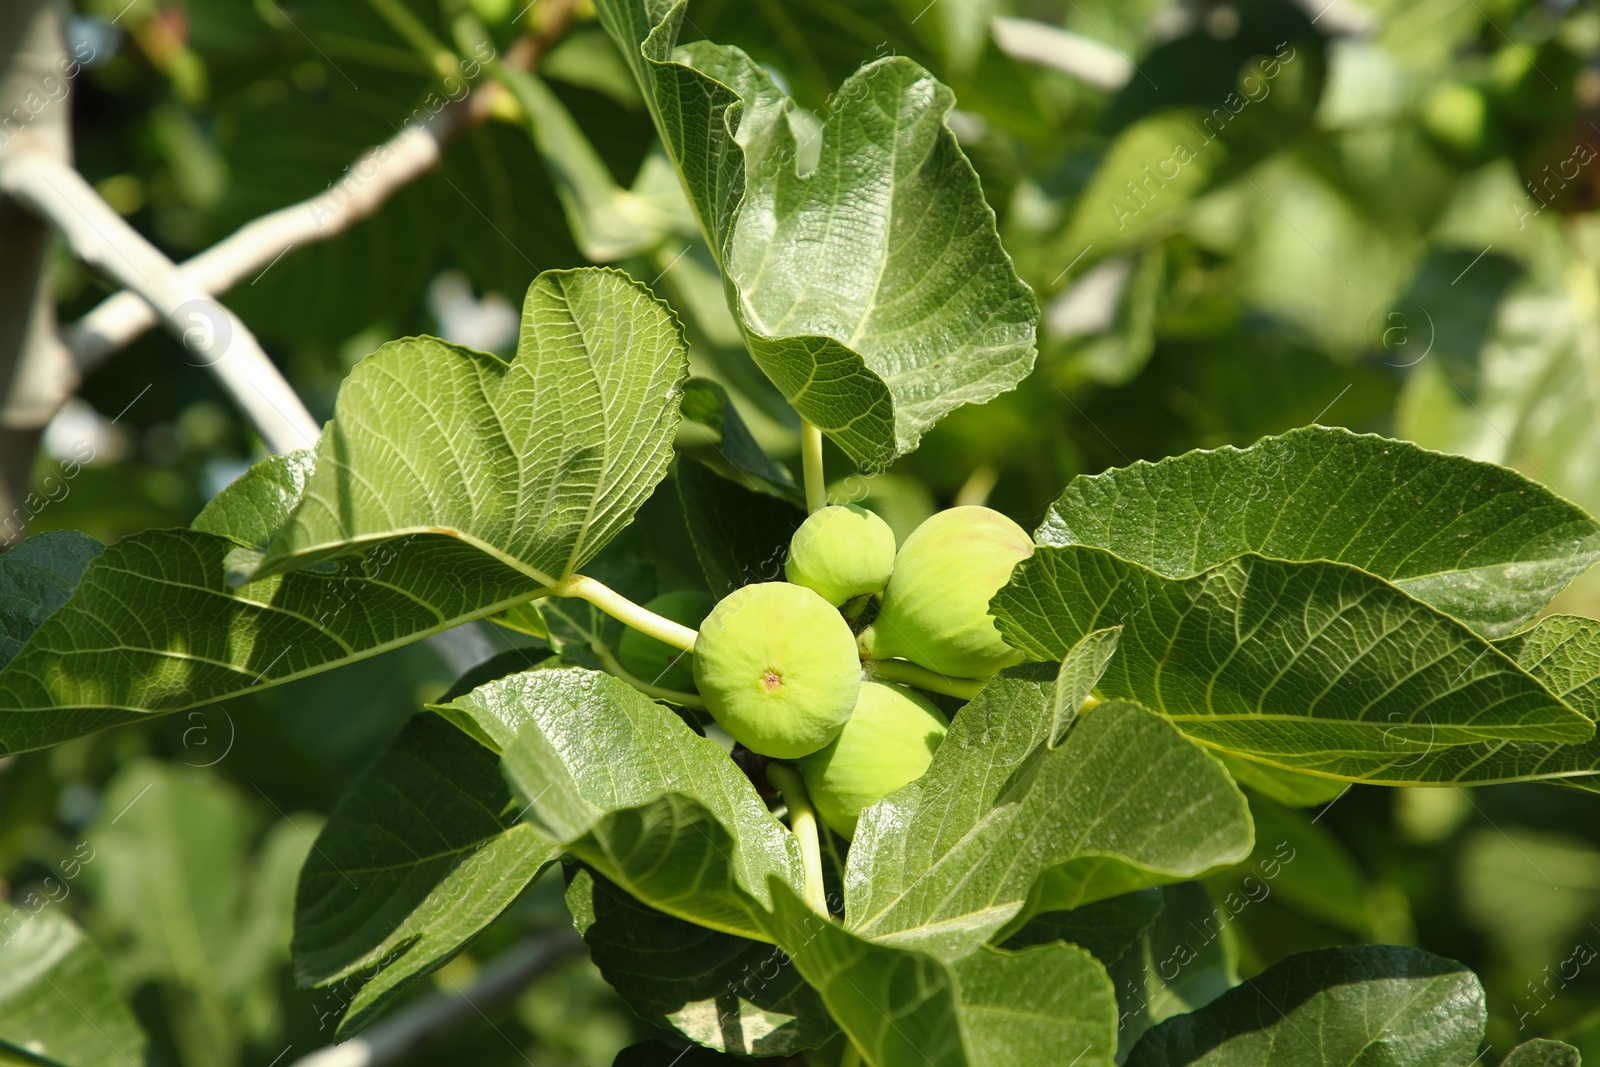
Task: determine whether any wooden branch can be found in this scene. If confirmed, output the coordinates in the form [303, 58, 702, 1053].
[0, 151, 320, 453]
[291, 932, 585, 1067]
[0, 0, 77, 545]
[66, 92, 484, 372]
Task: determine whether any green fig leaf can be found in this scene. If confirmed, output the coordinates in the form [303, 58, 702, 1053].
[846, 665, 1252, 959]
[292, 713, 558, 1037]
[992, 547, 1592, 776]
[566, 866, 836, 1057]
[0, 268, 686, 756]
[0, 530, 101, 670]
[453, 667, 802, 941]
[0, 910, 145, 1067]
[1124, 946, 1485, 1066]
[1038, 426, 1600, 638]
[595, 0, 1036, 466]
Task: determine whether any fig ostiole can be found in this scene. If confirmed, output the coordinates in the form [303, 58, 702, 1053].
[692, 582, 862, 759]
[784, 504, 897, 607]
[796, 681, 948, 840]
[864, 505, 1033, 678]
[616, 590, 716, 692]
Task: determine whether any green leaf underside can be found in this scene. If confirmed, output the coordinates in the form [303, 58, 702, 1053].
[0, 268, 685, 755]
[1125, 945, 1486, 1066]
[292, 714, 557, 1036]
[846, 665, 1252, 959]
[0, 526, 534, 754]
[991, 547, 1592, 776]
[1267, 614, 1600, 785]
[766, 882, 1119, 1067]
[596, 0, 1036, 465]
[253, 268, 688, 583]
[1052, 625, 1122, 746]
[463, 663, 1128, 1064]
[566, 866, 836, 1056]
[0, 531, 102, 670]
[454, 667, 801, 941]
[1038, 426, 1600, 639]
[0, 910, 145, 1067]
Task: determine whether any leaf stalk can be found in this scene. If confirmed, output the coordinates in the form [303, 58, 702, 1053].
[767, 763, 829, 917]
[864, 658, 986, 700]
[558, 574, 699, 653]
[801, 419, 827, 513]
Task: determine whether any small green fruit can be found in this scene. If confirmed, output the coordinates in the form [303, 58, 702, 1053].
[785, 504, 897, 606]
[693, 582, 862, 759]
[617, 590, 715, 692]
[866, 505, 1033, 678]
[798, 681, 948, 839]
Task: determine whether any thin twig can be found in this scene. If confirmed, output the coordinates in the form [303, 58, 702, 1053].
[0, 152, 319, 453]
[290, 932, 586, 1067]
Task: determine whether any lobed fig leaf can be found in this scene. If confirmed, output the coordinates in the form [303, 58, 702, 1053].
[616, 590, 715, 692]
[693, 583, 862, 759]
[784, 504, 897, 607]
[866, 506, 1034, 678]
[798, 681, 948, 840]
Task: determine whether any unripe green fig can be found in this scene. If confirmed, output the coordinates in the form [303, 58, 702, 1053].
[617, 591, 716, 692]
[693, 582, 862, 759]
[798, 681, 948, 839]
[865, 505, 1033, 678]
[784, 504, 897, 606]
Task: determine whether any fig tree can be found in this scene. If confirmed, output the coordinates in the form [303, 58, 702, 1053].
[616, 590, 716, 691]
[797, 681, 948, 839]
[864, 505, 1033, 678]
[693, 582, 862, 759]
[784, 504, 897, 606]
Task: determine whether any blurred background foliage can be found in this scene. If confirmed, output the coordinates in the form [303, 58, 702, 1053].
[11, 0, 1600, 1062]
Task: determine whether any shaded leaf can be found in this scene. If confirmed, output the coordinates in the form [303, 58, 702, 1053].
[1125, 945, 1486, 1067]
[678, 377, 801, 505]
[0, 910, 144, 1067]
[676, 460, 805, 598]
[0, 531, 102, 670]
[1001, 888, 1164, 965]
[292, 713, 558, 1036]
[566, 866, 836, 1057]
[1502, 1039, 1582, 1067]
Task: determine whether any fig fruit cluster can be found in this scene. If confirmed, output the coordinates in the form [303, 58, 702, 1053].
[689, 502, 1033, 838]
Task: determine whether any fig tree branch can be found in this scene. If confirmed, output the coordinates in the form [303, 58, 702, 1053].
[291, 931, 585, 1067]
[0, 151, 320, 453]
[767, 762, 829, 917]
[65, 17, 572, 373]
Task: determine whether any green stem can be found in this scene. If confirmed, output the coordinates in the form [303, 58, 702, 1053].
[558, 575, 698, 653]
[800, 419, 827, 513]
[592, 646, 706, 708]
[840, 1040, 863, 1067]
[767, 763, 828, 917]
[364, 0, 462, 80]
[865, 658, 986, 700]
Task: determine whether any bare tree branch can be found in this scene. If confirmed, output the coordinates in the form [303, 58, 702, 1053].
[0, 0, 76, 545]
[66, 24, 565, 371]
[65, 94, 482, 372]
[0, 151, 320, 453]
[291, 932, 585, 1067]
